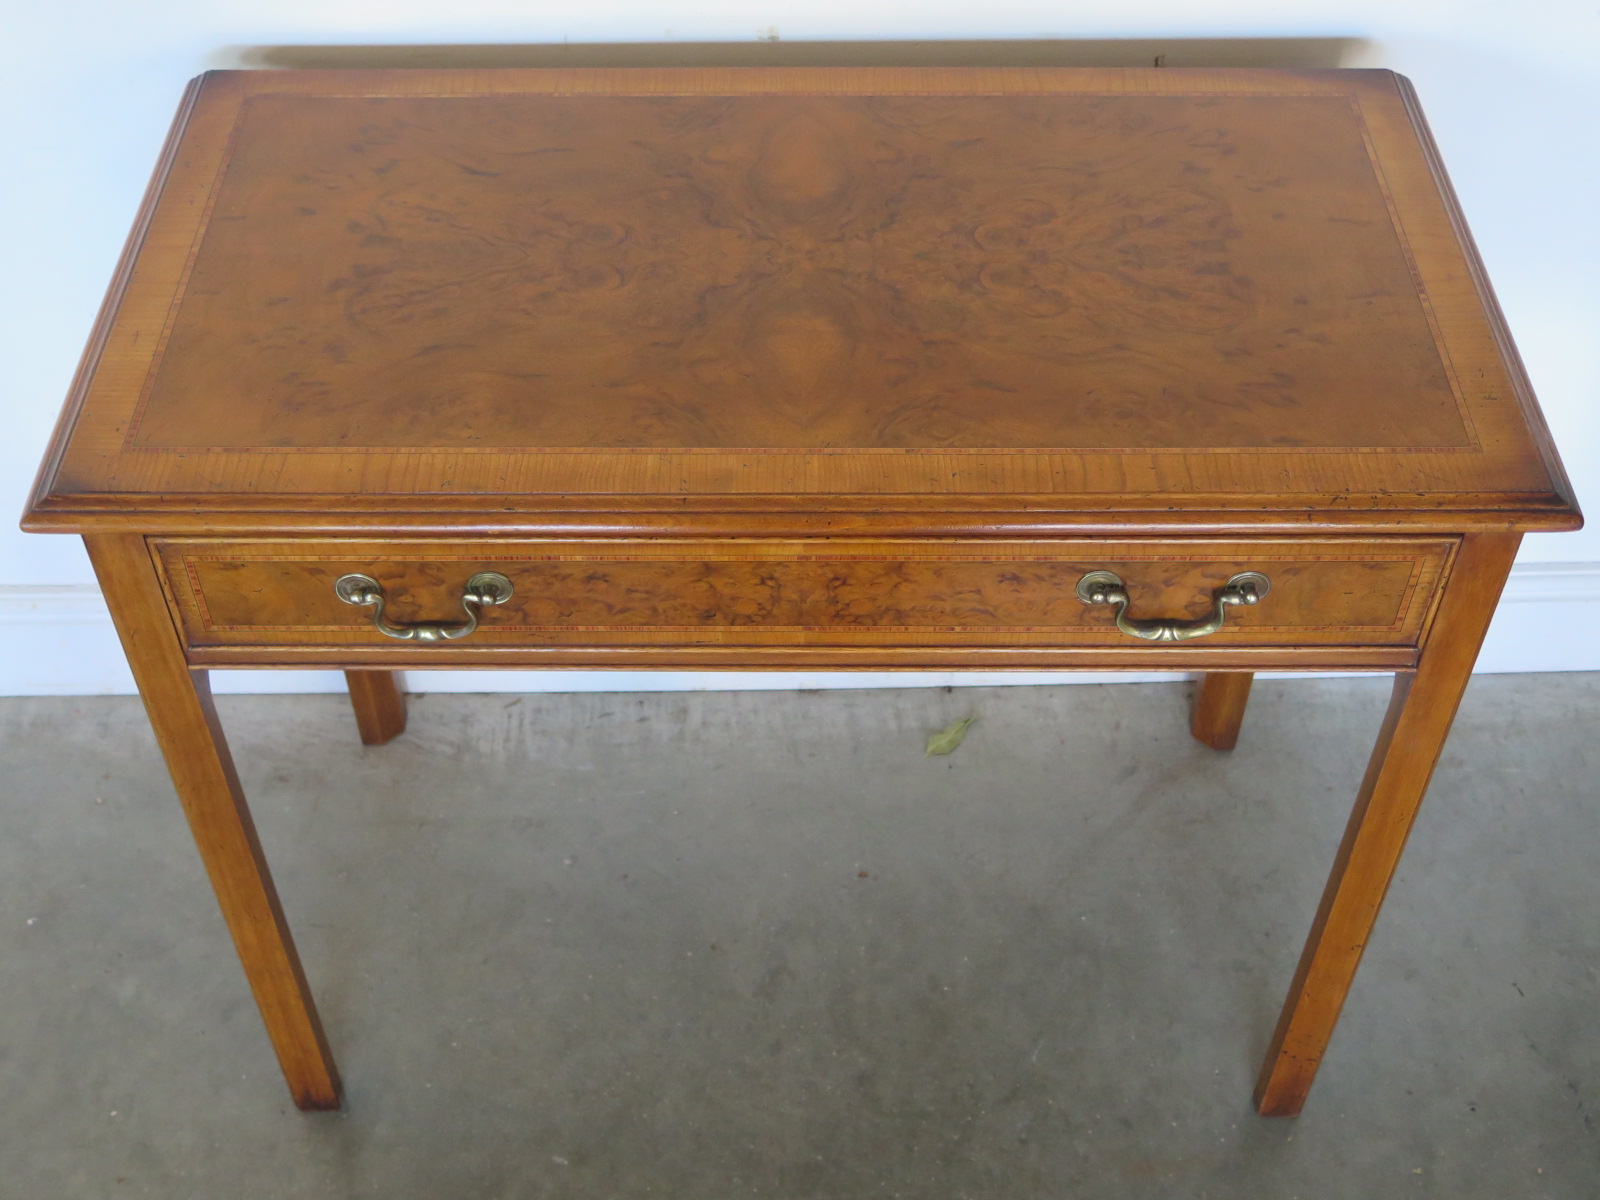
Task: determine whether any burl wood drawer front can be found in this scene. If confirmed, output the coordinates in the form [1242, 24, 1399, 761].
[154, 538, 1453, 652]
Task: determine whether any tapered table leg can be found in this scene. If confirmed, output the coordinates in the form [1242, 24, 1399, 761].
[345, 670, 407, 745]
[1254, 533, 1520, 1117]
[86, 534, 342, 1111]
[1191, 672, 1254, 750]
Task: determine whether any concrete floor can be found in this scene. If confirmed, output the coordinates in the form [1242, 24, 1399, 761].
[2, 674, 1598, 1198]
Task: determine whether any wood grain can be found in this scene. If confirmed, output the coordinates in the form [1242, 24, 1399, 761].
[153, 536, 1454, 652]
[1190, 671, 1254, 749]
[128, 92, 1460, 455]
[1252, 531, 1520, 1116]
[344, 670, 407, 745]
[24, 68, 1579, 531]
[84, 533, 342, 1110]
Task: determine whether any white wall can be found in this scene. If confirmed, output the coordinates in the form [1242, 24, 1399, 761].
[4, 1, 1597, 694]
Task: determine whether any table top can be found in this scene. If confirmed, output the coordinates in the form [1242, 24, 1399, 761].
[25, 68, 1578, 536]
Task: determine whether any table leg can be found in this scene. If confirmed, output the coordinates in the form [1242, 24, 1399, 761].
[1253, 532, 1520, 1117]
[345, 670, 407, 745]
[85, 534, 343, 1111]
[1191, 672, 1254, 750]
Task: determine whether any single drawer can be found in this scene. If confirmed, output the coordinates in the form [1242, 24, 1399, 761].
[154, 537, 1454, 656]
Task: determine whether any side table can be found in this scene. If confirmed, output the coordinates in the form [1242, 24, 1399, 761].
[23, 67, 1579, 1116]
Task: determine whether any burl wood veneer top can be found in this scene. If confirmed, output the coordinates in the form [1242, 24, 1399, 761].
[26, 68, 1578, 532]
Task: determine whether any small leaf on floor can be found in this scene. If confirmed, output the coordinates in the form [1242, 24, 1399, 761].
[925, 717, 977, 757]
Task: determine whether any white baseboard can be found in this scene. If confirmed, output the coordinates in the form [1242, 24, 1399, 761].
[2, 562, 1597, 697]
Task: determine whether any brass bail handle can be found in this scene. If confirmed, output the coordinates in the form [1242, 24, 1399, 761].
[1076, 570, 1271, 642]
[334, 571, 514, 642]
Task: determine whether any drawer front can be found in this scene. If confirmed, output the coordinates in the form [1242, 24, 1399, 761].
[155, 537, 1453, 653]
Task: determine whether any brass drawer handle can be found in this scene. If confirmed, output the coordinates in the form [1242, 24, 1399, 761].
[1076, 570, 1270, 642]
[333, 571, 513, 642]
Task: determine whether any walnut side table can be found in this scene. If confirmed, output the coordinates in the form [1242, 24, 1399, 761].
[23, 68, 1580, 1116]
